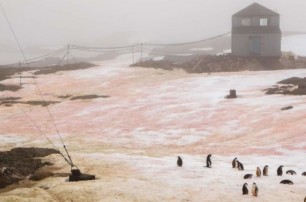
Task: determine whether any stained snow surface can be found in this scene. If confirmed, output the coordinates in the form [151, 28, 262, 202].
[0, 53, 305, 202]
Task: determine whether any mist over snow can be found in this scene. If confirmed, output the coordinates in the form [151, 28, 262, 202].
[1, 0, 306, 63]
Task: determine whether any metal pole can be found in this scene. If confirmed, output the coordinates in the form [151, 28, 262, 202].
[19, 61, 22, 86]
[140, 43, 143, 63]
[67, 44, 69, 66]
[132, 46, 134, 64]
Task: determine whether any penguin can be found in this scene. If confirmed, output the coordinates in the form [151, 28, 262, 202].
[256, 167, 261, 177]
[232, 157, 237, 168]
[251, 182, 258, 197]
[277, 166, 283, 176]
[280, 179, 294, 185]
[302, 172, 306, 176]
[177, 156, 183, 167]
[235, 160, 239, 168]
[237, 161, 244, 171]
[242, 183, 248, 195]
[263, 165, 269, 176]
[286, 170, 296, 175]
[206, 154, 212, 168]
[244, 174, 253, 179]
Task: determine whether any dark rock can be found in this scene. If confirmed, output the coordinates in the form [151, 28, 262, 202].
[0, 147, 59, 189]
[281, 106, 293, 111]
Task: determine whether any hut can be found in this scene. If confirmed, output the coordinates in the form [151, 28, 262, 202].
[232, 3, 281, 57]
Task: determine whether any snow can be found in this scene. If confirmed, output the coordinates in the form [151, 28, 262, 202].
[152, 56, 165, 61]
[0, 54, 306, 201]
[190, 47, 213, 51]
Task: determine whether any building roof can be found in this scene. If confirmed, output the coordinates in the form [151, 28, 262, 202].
[232, 26, 281, 34]
[233, 3, 279, 17]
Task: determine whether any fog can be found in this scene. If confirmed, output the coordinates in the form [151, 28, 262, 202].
[1, 0, 306, 64]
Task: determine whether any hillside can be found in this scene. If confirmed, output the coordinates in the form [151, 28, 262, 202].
[0, 55, 305, 201]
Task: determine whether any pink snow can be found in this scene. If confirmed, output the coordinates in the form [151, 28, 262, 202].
[0, 55, 305, 201]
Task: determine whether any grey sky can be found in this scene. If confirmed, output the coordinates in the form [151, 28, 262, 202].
[1, 0, 306, 63]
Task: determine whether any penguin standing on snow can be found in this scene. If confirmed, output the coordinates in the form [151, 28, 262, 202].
[251, 182, 258, 197]
[256, 167, 261, 177]
[242, 183, 248, 195]
[232, 157, 237, 168]
[177, 156, 183, 167]
[206, 154, 212, 168]
[263, 165, 269, 176]
[237, 161, 244, 170]
[277, 166, 284, 176]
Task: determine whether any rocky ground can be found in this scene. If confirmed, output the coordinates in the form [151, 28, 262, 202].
[0, 147, 59, 189]
[132, 54, 306, 73]
[265, 77, 306, 95]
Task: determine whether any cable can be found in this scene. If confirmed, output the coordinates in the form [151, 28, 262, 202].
[31, 76, 75, 167]
[144, 32, 231, 46]
[0, 4, 75, 167]
[0, 2, 27, 61]
[72, 46, 134, 53]
[24, 47, 66, 63]
[1, 32, 231, 67]
[1, 92, 73, 166]
[71, 44, 137, 50]
[0, 47, 66, 67]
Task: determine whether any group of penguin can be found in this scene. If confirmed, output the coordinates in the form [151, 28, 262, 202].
[176, 155, 306, 199]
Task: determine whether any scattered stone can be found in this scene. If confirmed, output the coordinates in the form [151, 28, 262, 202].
[58, 95, 72, 99]
[70, 94, 109, 100]
[39, 185, 50, 190]
[0, 100, 60, 107]
[266, 77, 306, 95]
[281, 106, 293, 111]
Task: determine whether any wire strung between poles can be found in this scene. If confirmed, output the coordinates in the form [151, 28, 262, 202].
[1, 92, 74, 167]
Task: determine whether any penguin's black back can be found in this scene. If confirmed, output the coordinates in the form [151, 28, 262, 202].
[286, 170, 296, 175]
[177, 156, 183, 167]
[242, 184, 248, 195]
[277, 166, 283, 176]
[238, 161, 244, 170]
[232, 158, 237, 168]
[280, 179, 294, 185]
[244, 174, 252, 179]
[263, 166, 268, 176]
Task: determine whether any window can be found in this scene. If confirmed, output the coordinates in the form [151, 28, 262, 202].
[241, 18, 251, 26]
[260, 18, 268, 26]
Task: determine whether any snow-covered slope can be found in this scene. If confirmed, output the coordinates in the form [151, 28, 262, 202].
[0, 55, 305, 201]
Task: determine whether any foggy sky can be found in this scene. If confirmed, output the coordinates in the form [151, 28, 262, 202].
[1, 0, 306, 63]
